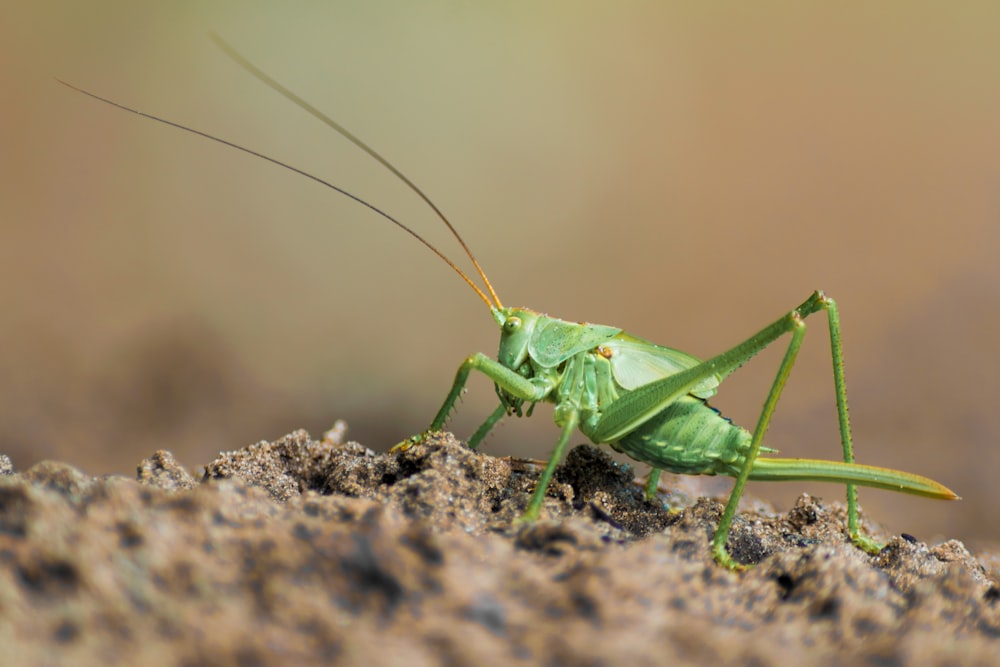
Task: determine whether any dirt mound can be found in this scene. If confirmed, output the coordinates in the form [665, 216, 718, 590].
[1, 428, 996, 666]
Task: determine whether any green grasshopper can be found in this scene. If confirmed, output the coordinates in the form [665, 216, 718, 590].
[62, 35, 958, 570]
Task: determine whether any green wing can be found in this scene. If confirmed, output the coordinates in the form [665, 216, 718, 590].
[604, 333, 719, 399]
[528, 317, 622, 367]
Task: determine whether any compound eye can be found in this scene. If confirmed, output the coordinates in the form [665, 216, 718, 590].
[504, 317, 522, 332]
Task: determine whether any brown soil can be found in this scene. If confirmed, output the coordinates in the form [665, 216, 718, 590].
[1, 427, 997, 666]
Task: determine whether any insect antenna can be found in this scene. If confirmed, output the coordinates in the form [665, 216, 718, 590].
[208, 33, 503, 310]
[56, 56, 502, 311]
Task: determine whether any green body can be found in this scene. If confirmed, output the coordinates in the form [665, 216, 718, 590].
[401, 294, 957, 570]
[487, 308, 748, 476]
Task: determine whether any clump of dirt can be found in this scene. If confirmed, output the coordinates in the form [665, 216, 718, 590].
[0, 427, 997, 666]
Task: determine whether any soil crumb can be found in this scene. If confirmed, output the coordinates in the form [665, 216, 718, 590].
[1, 427, 997, 666]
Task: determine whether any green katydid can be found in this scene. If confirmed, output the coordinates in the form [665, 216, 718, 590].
[61, 35, 958, 570]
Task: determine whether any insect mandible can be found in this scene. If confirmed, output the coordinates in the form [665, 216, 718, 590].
[61, 35, 958, 570]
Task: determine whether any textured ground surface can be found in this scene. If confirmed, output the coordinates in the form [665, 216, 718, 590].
[0, 426, 997, 666]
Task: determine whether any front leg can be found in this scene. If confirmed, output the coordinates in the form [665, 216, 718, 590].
[392, 353, 552, 452]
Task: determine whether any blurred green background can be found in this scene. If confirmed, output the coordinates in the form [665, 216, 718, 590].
[3, 2, 998, 547]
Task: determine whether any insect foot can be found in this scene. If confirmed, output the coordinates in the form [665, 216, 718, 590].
[851, 533, 883, 555]
[712, 542, 748, 572]
[390, 432, 432, 454]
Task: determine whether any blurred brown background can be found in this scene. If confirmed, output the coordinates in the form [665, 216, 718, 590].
[2, 3, 998, 547]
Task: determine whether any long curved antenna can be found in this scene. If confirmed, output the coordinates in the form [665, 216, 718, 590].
[209, 33, 503, 310]
[56, 78, 496, 311]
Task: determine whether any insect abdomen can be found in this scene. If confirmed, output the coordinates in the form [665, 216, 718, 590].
[611, 396, 753, 477]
